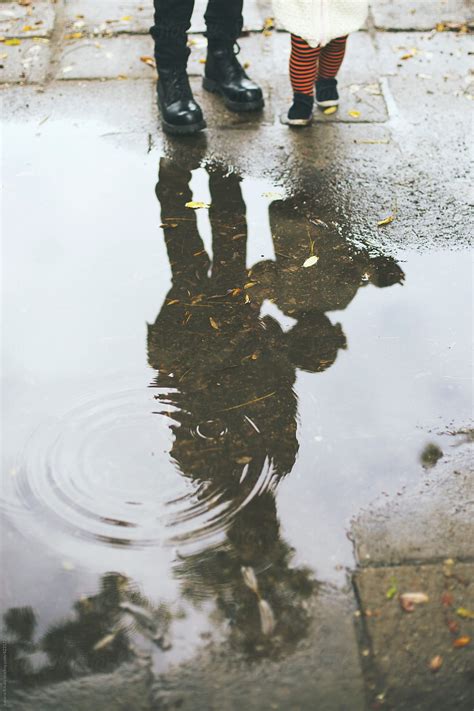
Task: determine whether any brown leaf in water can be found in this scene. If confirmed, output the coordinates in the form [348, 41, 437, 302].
[241, 566, 259, 594]
[258, 599, 276, 636]
[93, 633, 116, 651]
[447, 619, 460, 635]
[209, 317, 219, 330]
[244, 282, 257, 289]
[166, 299, 180, 306]
[160, 222, 178, 228]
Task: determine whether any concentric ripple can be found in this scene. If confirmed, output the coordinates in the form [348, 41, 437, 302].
[4, 389, 277, 551]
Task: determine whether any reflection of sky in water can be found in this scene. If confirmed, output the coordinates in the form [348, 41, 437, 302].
[1, 118, 472, 671]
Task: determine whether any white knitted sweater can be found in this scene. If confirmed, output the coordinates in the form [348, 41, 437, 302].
[273, 0, 369, 47]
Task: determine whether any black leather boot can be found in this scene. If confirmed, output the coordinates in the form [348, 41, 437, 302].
[157, 67, 206, 135]
[203, 43, 264, 112]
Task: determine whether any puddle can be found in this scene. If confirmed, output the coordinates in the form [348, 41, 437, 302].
[1, 119, 472, 698]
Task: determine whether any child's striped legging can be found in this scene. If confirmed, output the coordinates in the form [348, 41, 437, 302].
[290, 34, 348, 95]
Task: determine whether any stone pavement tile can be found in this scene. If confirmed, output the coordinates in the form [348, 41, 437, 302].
[0, 38, 50, 83]
[352, 449, 474, 567]
[56, 35, 154, 79]
[370, 0, 474, 30]
[62, 0, 272, 36]
[0, 1, 54, 38]
[354, 562, 474, 710]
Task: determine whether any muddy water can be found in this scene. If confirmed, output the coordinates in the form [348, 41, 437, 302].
[1, 119, 472, 699]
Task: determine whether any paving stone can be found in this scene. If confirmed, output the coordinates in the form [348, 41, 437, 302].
[354, 562, 474, 710]
[352, 450, 474, 568]
[370, 0, 473, 30]
[0, 37, 50, 83]
[56, 35, 154, 80]
[62, 0, 272, 36]
[0, 1, 54, 39]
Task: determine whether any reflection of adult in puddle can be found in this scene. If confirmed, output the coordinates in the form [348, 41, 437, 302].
[148, 160, 348, 655]
[148, 161, 349, 513]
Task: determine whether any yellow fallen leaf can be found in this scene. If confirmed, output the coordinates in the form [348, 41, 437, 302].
[303, 255, 319, 268]
[456, 607, 474, 620]
[348, 110, 361, 118]
[185, 201, 210, 209]
[262, 191, 283, 200]
[64, 32, 83, 40]
[5, 39, 21, 46]
[323, 106, 337, 115]
[401, 49, 418, 60]
[435, 23, 446, 32]
[22, 25, 33, 32]
[121, 16, 133, 22]
[209, 317, 219, 330]
[377, 215, 395, 227]
[117, 74, 128, 80]
[140, 55, 156, 68]
[199, 58, 206, 64]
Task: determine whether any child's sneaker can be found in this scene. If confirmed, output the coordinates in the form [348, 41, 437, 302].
[316, 78, 339, 108]
[285, 93, 314, 126]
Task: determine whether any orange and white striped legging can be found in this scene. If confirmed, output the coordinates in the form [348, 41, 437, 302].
[290, 34, 348, 95]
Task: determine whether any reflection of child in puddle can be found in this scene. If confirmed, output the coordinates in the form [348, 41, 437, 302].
[249, 196, 405, 320]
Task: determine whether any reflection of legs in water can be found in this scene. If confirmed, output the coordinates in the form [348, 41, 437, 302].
[155, 158, 210, 288]
[208, 167, 248, 289]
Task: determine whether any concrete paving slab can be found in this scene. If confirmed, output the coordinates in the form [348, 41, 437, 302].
[0, 38, 50, 83]
[354, 561, 474, 710]
[0, 1, 54, 39]
[56, 35, 154, 80]
[370, 0, 474, 30]
[62, 0, 273, 36]
[352, 447, 474, 567]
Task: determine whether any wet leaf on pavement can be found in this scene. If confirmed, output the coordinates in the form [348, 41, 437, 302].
[185, 201, 210, 209]
[386, 577, 398, 600]
[140, 55, 156, 69]
[400, 592, 429, 612]
[303, 255, 319, 268]
[377, 215, 395, 227]
[429, 655, 443, 672]
[456, 608, 474, 620]
[453, 636, 471, 648]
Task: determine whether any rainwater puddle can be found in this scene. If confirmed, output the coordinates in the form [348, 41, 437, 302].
[1, 118, 472, 692]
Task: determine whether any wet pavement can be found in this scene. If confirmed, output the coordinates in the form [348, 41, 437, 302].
[1, 2, 474, 710]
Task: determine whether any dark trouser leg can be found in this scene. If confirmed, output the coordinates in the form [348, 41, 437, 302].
[204, 0, 244, 45]
[151, 0, 195, 69]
